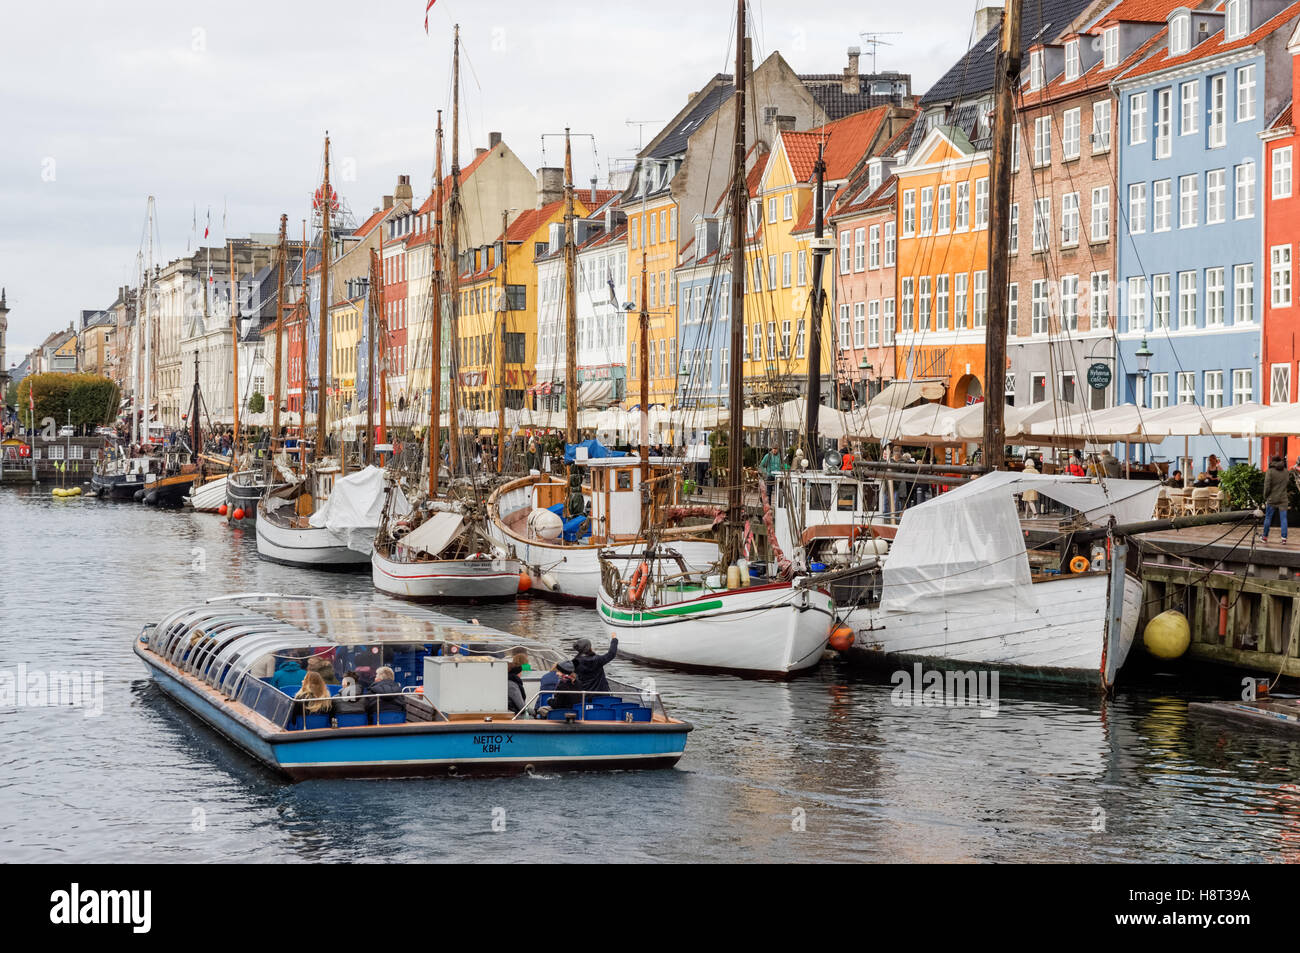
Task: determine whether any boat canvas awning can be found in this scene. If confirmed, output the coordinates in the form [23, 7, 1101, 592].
[868, 380, 943, 412]
[307, 465, 408, 553]
[401, 512, 464, 558]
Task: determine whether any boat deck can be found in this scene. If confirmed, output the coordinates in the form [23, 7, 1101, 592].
[1190, 696, 1300, 733]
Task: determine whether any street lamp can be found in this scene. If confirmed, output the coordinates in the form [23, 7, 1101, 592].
[1134, 338, 1154, 378]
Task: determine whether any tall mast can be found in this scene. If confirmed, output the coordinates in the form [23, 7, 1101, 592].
[378, 227, 388, 452]
[316, 134, 332, 463]
[726, 1, 748, 561]
[982, 0, 1022, 471]
[366, 250, 378, 466]
[144, 196, 154, 444]
[804, 143, 827, 462]
[563, 129, 578, 444]
[299, 219, 308, 479]
[639, 253, 649, 485]
[447, 25, 462, 475]
[429, 110, 445, 496]
[273, 213, 288, 445]
[190, 350, 202, 454]
[131, 250, 142, 446]
[227, 240, 240, 448]
[497, 208, 509, 473]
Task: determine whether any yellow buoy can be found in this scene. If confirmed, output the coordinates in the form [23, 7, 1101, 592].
[1143, 609, 1191, 659]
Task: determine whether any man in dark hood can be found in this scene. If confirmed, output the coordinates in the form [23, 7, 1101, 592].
[572, 637, 618, 695]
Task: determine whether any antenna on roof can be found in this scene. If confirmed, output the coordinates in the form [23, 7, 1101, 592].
[858, 32, 902, 72]
[625, 120, 663, 152]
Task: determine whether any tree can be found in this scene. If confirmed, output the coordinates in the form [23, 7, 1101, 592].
[17, 373, 120, 430]
[247, 391, 266, 414]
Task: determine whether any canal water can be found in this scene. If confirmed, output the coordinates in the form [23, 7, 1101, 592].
[2, 484, 1298, 863]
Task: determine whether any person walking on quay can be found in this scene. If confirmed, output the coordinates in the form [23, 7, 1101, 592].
[1021, 457, 1041, 517]
[1261, 454, 1290, 545]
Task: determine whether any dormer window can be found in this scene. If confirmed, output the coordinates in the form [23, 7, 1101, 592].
[696, 222, 708, 257]
[1065, 39, 1080, 81]
[869, 159, 882, 191]
[1028, 50, 1044, 90]
[1226, 0, 1249, 40]
[1103, 27, 1119, 68]
[1170, 10, 1191, 56]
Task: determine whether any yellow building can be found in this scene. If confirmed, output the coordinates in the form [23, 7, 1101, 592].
[329, 287, 365, 423]
[454, 196, 600, 415]
[624, 192, 678, 407]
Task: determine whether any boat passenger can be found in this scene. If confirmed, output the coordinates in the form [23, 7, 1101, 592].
[1099, 449, 1121, 479]
[269, 651, 308, 690]
[287, 671, 332, 727]
[1020, 458, 1040, 517]
[307, 652, 339, 685]
[365, 666, 406, 721]
[1166, 469, 1184, 487]
[573, 637, 619, 696]
[537, 662, 579, 715]
[333, 672, 368, 720]
[507, 654, 528, 714]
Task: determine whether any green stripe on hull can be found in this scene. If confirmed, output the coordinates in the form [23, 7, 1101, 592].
[600, 599, 725, 623]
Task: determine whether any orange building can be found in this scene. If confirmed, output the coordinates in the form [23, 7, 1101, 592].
[892, 123, 992, 408]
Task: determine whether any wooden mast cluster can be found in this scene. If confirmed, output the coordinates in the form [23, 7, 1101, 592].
[982, 0, 1022, 471]
[366, 247, 379, 467]
[447, 25, 462, 475]
[563, 129, 578, 445]
[316, 134, 332, 464]
[227, 240, 240, 449]
[725, 0, 748, 562]
[429, 109, 445, 496]
[639, 253, 649, 484]
[273, 213, 287, 445]
[803, 143, 826, 463]
[497, 207, 509, 473]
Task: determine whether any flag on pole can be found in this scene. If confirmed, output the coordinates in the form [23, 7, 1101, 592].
[204, 207, 210, 239]
[424, 0, 437, 32]
[607, 267, 620, 310]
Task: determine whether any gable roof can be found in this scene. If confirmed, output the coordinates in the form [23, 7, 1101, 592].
[1118, 1, 1300, 81]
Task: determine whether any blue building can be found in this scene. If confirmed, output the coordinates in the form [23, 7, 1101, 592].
[674, 213, 732, 424]
[1114, 0, 1299, 470]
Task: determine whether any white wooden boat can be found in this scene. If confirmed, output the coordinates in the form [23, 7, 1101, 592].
[372, 510, 523, 600]
[832, 471, 1159, 689]
[185, 475, 228, 512]
[256, 465, 398, 569]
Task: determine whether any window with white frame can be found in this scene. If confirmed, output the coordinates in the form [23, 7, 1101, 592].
[919, 276, 931, 329]
[1093, 100, 1112, 152]
[1205, 370, 1224, 408]
[1063, 108, 1081, 159]
[1032, 373, 1047, 403]
[884, 222, 896, 266]
[937, 184, 951, 232]
[783, 192, 793, 220]
[1156, 88, 1172, 158]
[1177, 371, 1196, 404]
[1236, 162, 1256, 218]
[1029, 49, 1044, 90]
[902, 190, 915, 236]
[975, 178, 989, 228]
[1061, 192, 1080, 246]
[1033, 197, 1052, 251]
[798, 249, 807, 285]
[1207, 169, 1226, 223]
[868, 300, 880, 347]
[1178, 271, 1198, 328]
[1271, 362, 1292, 403]
[1272, 244, 1292, 307]
[1012, 123, 1021, 172]
[902, 278, 914, 330]
[883, 298, 895, 344]
[1091, 186, 1110, 241]
[768, 254, 777, 288]
[1180, 80, 1199, 135]
[853, 228, 866, 271]
[1033, 115, 1052, 166]
[752, 323, 761, 360]
[1206, 267, 1226, 325]
[1129, 182, 1147, 232]
[955, 182, 970, 230]
[839, 229, 852, 274]
[1234, 263, 1255, 322]
[936, 275, 949, 329]
[1153, 273, 1171, 329]
[1209, 74, 1226, 146]
[767, 197, 777, 224]
[853, 304, 865, 348]
[782, 252, 792, 288]
[1104, 27, 1119, 68]
[1151, 373, 1170, 408]
[795, 321, 804, 357]
[1010, 203, 1020, 252]
[1008, 282, 1019, 335]
[1065, 39, 1080, 81]
[1226, 0, 1249, 41]
[1131, 93, 1149, 145]
[1237, 65, 1257, 122]
[868, 225, 880, 269]
[1179, 174, 1199, 228]
[1032, 279, 1050, 335]
[955, 272, 968, 328]
[1061, 274, 1079, 330]
[1274, 146, 1293, 199]
[1233, 368, 1253, 404]
[1153, 179, 1172, 231]
[974, 271, 988, 326]
[1091, 271, 1110, 328]
[1170, 13, 1191, 56]
[920, 187, 933, 235]
[1129, 276, 1148, 332]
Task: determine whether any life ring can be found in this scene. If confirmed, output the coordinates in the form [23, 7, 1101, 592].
[1069, 555, 1090, 574]
[628, 562, 650, 602]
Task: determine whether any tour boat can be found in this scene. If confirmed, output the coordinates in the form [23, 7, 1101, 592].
[830, 471, 1156, 689]
[185, 475, 229, 512]
[256, 464, 394, 569]
[135, 594, 692, 779]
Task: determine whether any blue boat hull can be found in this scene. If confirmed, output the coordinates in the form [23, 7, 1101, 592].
[136, 644, 691, 780]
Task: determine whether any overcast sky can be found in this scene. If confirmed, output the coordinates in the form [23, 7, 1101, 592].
[0, 0, 983, 362]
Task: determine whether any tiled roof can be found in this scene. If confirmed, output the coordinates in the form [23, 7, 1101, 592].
[1118, 1, 1300, 81]
[921, 0, 1095, 105]
[1272, 100, 1294, 128]
[780, 106, 894, 184]
[800, 73, 913, 119]
[1024, 16, 1172, 104]
[1098, 0, 1196, 26]
[647, 76, 735, 159]
[353, 206, 388, 239]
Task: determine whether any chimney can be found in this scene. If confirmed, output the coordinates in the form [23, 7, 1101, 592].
[488, 131, 502, 149]
[776, 115, 796, 133]
[475, 147, 488, 158]
[843, 46, 861, 95]
[974, 4, 1003, 41]
[536, 167, 564, 208]
[383, 195, 394, 210]
[394, 174, 413, 205]
[590, 176, 598, 203]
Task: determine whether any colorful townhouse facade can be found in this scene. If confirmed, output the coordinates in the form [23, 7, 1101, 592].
[1115, 0, 1300, 469]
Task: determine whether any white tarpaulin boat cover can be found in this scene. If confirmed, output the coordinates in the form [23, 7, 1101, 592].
[308, 465, 409, 553]
[400, 511, 464, 558]
[881, 471, 1155, 613]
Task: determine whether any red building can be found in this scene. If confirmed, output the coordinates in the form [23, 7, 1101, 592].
[1262, 32, 1300, 463]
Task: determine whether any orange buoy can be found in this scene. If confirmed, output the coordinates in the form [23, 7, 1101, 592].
[232, 507, 245, 521]
[828, 626, 854, 651]
[1069, 555, 1090, 574]
[218, 503, 228, 516]
[517, 572, 532, 593]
